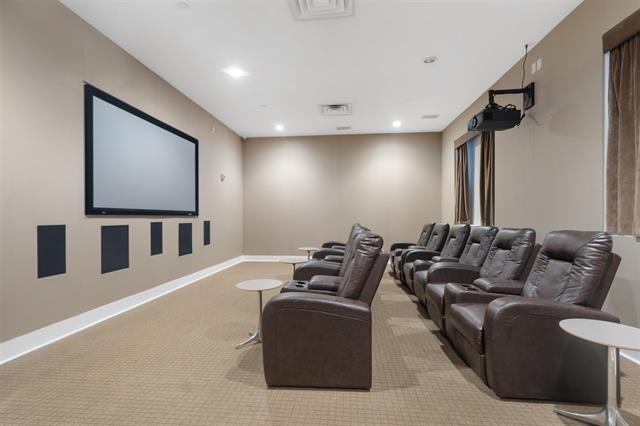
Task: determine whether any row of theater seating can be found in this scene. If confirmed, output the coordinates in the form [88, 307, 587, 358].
[390, 222, 621, 404]
[260, 224, 388, 389]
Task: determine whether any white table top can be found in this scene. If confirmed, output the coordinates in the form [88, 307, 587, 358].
[278, 258, 305, 264]
[298, 246, 318, 251]
[559, 319, 640, 351]
[235, 279, 282, 292]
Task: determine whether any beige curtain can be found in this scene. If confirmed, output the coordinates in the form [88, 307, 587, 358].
[607, 33, 640, 237]
[480, 131, 495, 226]
[454, 145, 470, 224]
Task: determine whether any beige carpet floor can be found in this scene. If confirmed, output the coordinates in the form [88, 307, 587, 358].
[1, 261, 639, 425]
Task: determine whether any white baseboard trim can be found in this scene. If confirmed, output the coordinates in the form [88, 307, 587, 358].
[242, 255, 308, 262]
[0, 255, 245, 365]
[621, 350, 640, 365]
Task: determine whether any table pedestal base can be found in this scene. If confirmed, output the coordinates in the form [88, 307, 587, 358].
[554, 347, 628, 426]
[235, 290, 264, 349]
[235, 329, 261, 349]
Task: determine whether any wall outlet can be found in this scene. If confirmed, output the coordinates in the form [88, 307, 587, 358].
[531, 62, 537, 74]
[536, 58, 542, 71]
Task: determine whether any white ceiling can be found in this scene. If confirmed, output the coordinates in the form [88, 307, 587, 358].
[62, 0, 582, 138]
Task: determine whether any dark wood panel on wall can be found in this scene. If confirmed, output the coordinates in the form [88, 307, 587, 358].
[101, 225, 129, 274]
[204, 220, 211, 246]
[37, 225, 66, 278]
[150, 222, 163, 256]
[179, 223, 192, 256]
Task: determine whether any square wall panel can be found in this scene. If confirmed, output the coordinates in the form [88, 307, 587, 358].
[151, 222, 163, 255]
[101, 225, 129, 273]
[179, 223, 192, 256]
[37, 225, 66, 278]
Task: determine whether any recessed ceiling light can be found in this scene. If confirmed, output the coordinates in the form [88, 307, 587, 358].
[222, 67, 249, 79]
[421, 114, 440, 119]
[423, 56, 438, 64]
[392, 120, 402, 128]
[275, 124, 284, 131]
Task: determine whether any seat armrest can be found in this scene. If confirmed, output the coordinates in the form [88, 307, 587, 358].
[403, 249, 440, 263]
[293, 260, 341, 280]
[390, 242, 414, 251]
[444, 283, 508, 307]
[413, 259, 432, 273]
[432, 256, 460, 263]
[312, 247, 344, 260]
[472, 277, 524, 295]
[426, 263, 481, 284]
[322, 241, 345, 248]
[485, 297, 620, 329]
[262, 293, 372, 389]
[483, 296, 620, 401]
[324, 255, 344, 263]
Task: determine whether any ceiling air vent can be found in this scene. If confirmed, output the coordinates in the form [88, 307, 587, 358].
[336, 126, 351, 130]
[321, 103, 352, 116]
[291, 0, 354, 20]
[421, 114, 440, 119]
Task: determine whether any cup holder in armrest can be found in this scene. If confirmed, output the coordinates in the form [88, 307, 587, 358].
[461, 284, 478, 291]
[294, 281, 308, 288]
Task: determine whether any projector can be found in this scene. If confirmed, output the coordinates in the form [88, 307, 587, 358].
[468, 106, 522, 131]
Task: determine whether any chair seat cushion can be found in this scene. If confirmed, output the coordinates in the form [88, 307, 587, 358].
[447, 303, 488, 353]
[308, 275, 342, 292]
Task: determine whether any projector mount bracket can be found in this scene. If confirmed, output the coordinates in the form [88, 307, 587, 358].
[488, 82, 535, 111]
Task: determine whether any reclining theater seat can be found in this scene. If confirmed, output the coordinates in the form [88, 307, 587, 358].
[388, 223, 434, 278]
[395, 222, 449, 288]
[422, 228, 536, 332]
[282, 230, 370, 295]
[446, 230, 621, 403]
[412, 225, 498, 309]
[292, 224, 369, 282]
[403, 224, 470, 293]
[312, 223, 365, 261]
[262, 232, 388, 389]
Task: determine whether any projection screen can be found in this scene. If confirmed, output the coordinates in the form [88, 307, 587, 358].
[85, 84, 198, 216]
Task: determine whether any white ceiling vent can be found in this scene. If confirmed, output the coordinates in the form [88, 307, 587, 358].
[336, 126, 352, 130]
[321, 103, 352, 116]
[291, 0, 354, 20]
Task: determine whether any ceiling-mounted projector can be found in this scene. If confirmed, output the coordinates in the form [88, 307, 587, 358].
[468, 83, 535, 132]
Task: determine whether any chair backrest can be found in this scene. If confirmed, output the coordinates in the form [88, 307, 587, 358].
[459, 226, 498, 267]
[439, 224, 471, 258]
[521, 230, 618, 308]
[358, 250, 390, 306]
[336, 231, 384, 301]
[425, 223, 450, 252]
[338, 223, 370, 276]
[416, 223, 435, 246]
[480, 228, 536, 280]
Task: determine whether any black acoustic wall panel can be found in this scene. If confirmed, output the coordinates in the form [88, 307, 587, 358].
[101, 225, 129, 273]
[179, 223, 192, 256]
[203, 220, 211, 246]
[37, 225, 66, 278]
[150, 222, 163, 255]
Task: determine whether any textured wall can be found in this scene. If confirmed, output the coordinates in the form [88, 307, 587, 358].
[243, 133, 442, 254]
[440, 0, 640, 330]
[0, 0, 244, 341]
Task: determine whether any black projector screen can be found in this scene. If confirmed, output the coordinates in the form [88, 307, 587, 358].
[84, 84, 198, 216]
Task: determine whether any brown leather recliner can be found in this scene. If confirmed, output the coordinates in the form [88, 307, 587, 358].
[422, 228, 536, 332]
[445, 230, 621, 403]
[312, 223, 364, 261]
[403, 224, 470, 293]
[395, 223, 449, 287]
[262, 232, 388, 389]
[292, 224, 369, 281]
[412, 225, 498, 309]
[388, 223, 434, 278]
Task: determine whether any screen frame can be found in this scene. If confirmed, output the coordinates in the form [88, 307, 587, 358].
[84, 83, 199, 216]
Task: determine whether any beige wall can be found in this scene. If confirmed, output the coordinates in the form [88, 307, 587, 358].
[0, 0, 244, 342]
[243, 133, 441, 254]
[440, 0, 640, 329]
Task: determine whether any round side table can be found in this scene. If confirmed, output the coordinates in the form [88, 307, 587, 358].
[554, 318, 640, 426]
[298, 246, 318, 260]
[278, 258, 305, 277]
[235, 279, 282, 349]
